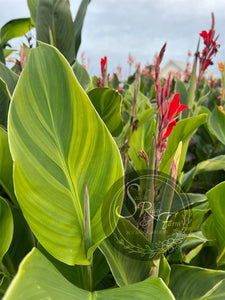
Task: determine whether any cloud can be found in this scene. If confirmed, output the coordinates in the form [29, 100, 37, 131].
[0, 0, 224, 76]
[77, 0, 224, 75]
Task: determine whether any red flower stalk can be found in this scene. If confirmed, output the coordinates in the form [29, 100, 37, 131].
[127, 53, 135, 66]
[154, 44, 188, 165]
[19, 45, 26, 69]
[101, 56, 107, 75]
[198, 13, 220, 78]
[99, 56, 108, 87]
[159, 93, 188, 140]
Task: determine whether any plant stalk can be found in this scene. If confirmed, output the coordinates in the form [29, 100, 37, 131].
[144, 134, 156, 242]
[124, 64, 140, 171]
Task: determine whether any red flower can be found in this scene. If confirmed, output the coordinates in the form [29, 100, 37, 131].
[162, 94, 188, 138]
[199, 13, 220, 76]
[154, 44, 188, 165]
[165, 94, 188, 124]
[158, 93, 188, 141]
[200, 30, 212, 47]
[101, 56, 107, 75]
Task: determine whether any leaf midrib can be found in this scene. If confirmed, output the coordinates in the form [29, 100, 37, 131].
[35, 57, 83, 229]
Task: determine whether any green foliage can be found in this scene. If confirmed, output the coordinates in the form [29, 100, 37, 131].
[0, 197, 13, 263]
[74, 0, 91, 57]
[203, 182, 225, 264]
[0, 79, 10, 126]
[36, 0, 75, 63]
[0, 3, 225, 298]
[72, 60, 91, 90]
[38, 244, 110, 291]
[0, 128, 17, 205]
[27, 0, 39, 25]
[87, 87, 123, 137]
[4, 248, 175, 300]
[160, 114, 208, 175]
[99, 217, 151, 286]
[8, 43, 124, 265]
[0, 18, 33, 49]
[0, 62, 19, 96]
[182, 155, 225, 191]
[128, 110, 155, 171]
[169, 264, 225, 300]
[208, 106, 225, 145]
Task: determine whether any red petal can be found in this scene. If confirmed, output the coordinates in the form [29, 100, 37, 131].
[163, 119, 177, 138]
[200, 30, 208, 39]
[176, 104, 188, 115]
[167, 94, 180, 119]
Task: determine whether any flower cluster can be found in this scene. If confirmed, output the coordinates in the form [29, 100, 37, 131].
[97, 56, 108, 87]
[101, 56, 107, 76]
[142, 64, 155, 79]
[155, 44, 188, 163]
[127, 53, 135, 67]
[157, 76, 188, 161]
[198, 13, 220, 77]
[116, 65, 123, 79]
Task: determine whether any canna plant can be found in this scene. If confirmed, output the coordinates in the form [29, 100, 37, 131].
[0, 5, 225, 300]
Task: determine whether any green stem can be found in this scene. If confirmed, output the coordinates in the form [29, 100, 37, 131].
[4, 253, 16, 276]
[1, 262, 10, 277]
[149, 258, 160, 277]
[153, 171, 176, 243]
[187, 39, 200, 118]
[153, 142, 182, 244]
[87, 263, 93, 292]
[124, 65, 140, 172]
[144, 134, 156, 242]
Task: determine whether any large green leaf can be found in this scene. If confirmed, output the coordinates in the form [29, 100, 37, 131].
[208, 106, 225, 145]
[87, 87, 123, 137]
[204, 181, 225, 263]
[99, 217, 151, 286]
[4, 248, 175, 300]
[0, 128, 17, 205]
[27, 0, 39, 25]
[182, 155, 225, 191]
[169, 264, 225, 300]
[0, 61, 19, 96]
[74, 0, 90, 57]
[160, 114, 208, 175]
[8, 43, 124, 265]
[36, 0, 75, 63]
[0, 18, 33, 47]
[0, 197, 13, 263]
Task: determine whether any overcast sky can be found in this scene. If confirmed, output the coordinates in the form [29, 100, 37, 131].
[0, 0, 224, 77]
